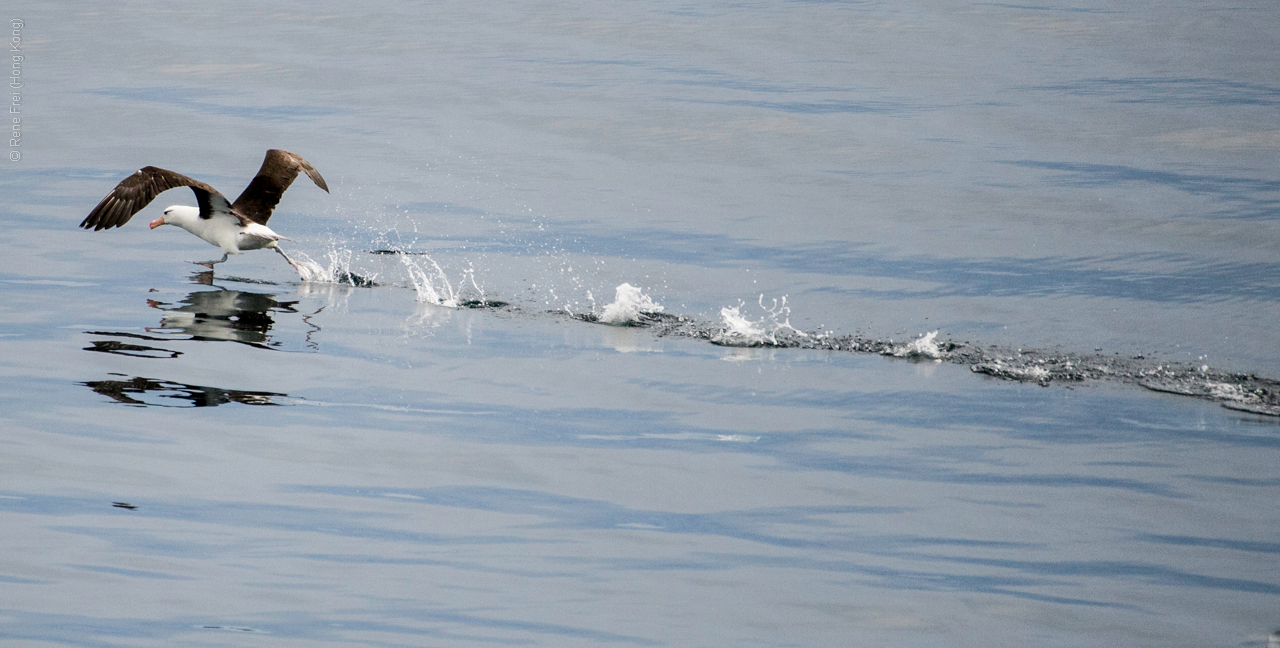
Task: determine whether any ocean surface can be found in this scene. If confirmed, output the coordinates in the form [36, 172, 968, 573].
[3, 2, 1279, 646]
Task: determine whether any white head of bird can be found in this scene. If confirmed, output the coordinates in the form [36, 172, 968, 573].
[150, 205, 199, 230]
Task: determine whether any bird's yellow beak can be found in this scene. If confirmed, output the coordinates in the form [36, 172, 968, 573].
[149, 217, 164, 229]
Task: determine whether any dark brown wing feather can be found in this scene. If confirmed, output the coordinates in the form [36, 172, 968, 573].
[231, 149, 329, 225]
[80, 167, 227, 231]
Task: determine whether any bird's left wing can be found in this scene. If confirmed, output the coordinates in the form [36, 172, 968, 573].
[80, 166, 229, 231]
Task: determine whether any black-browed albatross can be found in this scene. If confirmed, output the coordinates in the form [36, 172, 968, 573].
[80, 149, 329, 271]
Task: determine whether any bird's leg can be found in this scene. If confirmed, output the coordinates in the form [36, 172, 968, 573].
[191, 253, 229, 269]
[273, 244, 305, 274]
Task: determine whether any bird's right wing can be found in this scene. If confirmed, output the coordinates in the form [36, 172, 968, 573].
[231, 149, 330, 225]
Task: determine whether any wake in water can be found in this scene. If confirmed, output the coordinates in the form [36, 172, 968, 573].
[634, 309, 1280, 416]
[271, 219, 1280, 416]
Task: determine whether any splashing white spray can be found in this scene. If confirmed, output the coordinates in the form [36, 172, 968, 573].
[291, 247, 374, 286]
[889, 330, 943, 360]
[598, 283, 664, 325]
[712, 295, 804, 347]
[400, 253, 459, 307]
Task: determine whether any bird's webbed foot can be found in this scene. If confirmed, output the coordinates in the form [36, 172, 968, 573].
[190, 253, 229, 269]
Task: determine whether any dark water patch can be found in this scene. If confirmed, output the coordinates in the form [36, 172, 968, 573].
[1185, 475, 1280, 487]
[531, 56, 921, 113]
[86, 86, 337, 122]
[978, 2, 1121, 12]
[783, 454, 1182, 497]
[928, 554, 1280, 596]
[1028, 77, 1280, 107]
[0, 612, 185, 647]
[70, 564, 193, 581]
[300, 552, 584, 580]
[1002, 160, 1280, 220]
[654, 64, 866, 95]
[0, 493, 534, 553]
[300, 485, 916, 552]
[395, 201, 489, 216]
[1136, 534, 1280, 555]
[276, 611, 660, 645]
[679, 97, 914, 115]
[82, 374, 287, 408]
[585, 551, 1128, 609]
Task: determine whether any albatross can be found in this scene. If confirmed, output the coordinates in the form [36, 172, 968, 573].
[80, 149, 329, 271]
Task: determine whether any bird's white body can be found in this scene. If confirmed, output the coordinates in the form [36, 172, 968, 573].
[153, 205, 286, 255]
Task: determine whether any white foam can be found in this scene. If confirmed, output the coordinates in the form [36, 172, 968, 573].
[1206, 380, 1251, 402]
[891, 330, 943, 360]
[712, 305, 769, 346]
[598, 283, 664, 325]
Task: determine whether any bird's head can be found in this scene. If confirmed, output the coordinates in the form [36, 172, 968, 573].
[150, 205, 199, 230]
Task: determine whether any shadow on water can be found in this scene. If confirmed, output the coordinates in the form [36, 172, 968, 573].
[82, 373, 287, 407]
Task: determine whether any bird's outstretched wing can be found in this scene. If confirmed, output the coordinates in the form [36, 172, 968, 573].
[80, 167, 227, 231]
[231, 149, 330, 225]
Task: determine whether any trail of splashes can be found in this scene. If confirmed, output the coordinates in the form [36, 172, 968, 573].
[712, 295, 805, 347]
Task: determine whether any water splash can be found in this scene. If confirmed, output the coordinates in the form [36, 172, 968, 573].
[292, 248, 377, 286]
[398, 252, 491, 308]
[888, 330, 943, 361]
[400, 252, 460, 307]
[711, 295, 803, 347]
[598, 283, 664, 325]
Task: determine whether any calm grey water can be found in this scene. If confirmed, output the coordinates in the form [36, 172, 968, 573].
[3, 2, 1279, 646]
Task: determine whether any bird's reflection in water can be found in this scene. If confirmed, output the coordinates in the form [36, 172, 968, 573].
[145, 283, 300, 349]
[83, 339, 182, 359]
[81, 279, 303, 406]
[83, 373, 287, 407]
